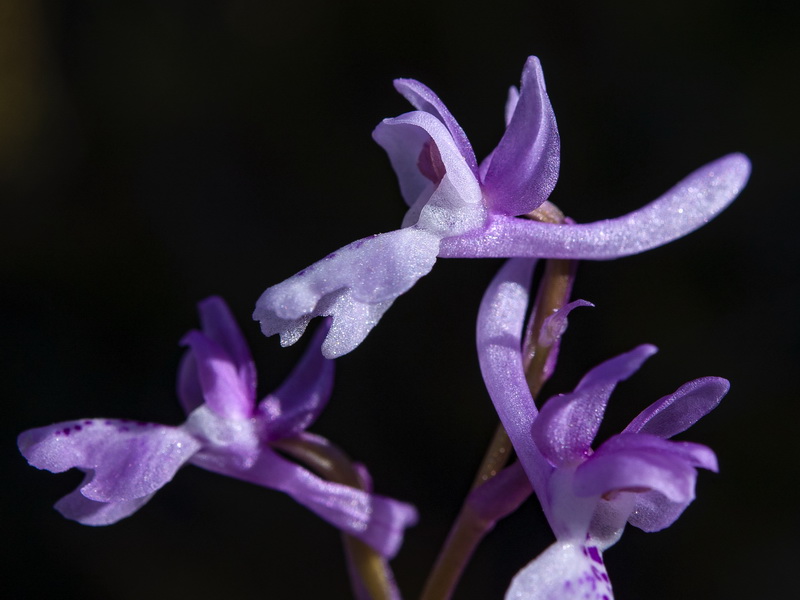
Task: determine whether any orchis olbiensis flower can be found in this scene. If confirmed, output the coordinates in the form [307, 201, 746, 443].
[477, 259, 727, 600]
[254, 56, 751, 358]
[18, 297, 417, 558]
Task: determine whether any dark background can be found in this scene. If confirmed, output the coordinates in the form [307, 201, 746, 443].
[3, 1, 797, 598]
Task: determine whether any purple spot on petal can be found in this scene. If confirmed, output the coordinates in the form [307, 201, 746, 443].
[104, 420, 113, 425]
[588, 546, 603, 564]
[137, 421, 147, 426]
[297, 269, 307, 276]
[84, 420, 93, 425]
[325, 252, 337, 260]
[62, 428, 71, 436]
[120, 426, 129, 432]
[74, 425, 82, 431]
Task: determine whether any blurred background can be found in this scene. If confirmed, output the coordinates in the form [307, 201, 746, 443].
[3, 1, 798, 598]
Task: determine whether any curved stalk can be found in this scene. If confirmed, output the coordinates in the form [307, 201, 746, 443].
[274, 436, 397, 600]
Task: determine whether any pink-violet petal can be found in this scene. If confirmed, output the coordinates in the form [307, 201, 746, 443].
[393, 78, 479, 175]
[623, 376, 729, 438]
[196, 296, 257, 402]
[258, 320, 335, 440]
[574, 433, 716, 503]
[504, 86, 521, 127]
[18, 419, 201, 502]
[481, 56, 560, 217]
[440, 153, 751, 259]
[180, 330, 254, 420]
[532, 346, 657, 467]
[529, 297, 593, 384]
[627, 489, 692, 532]
[192, 447, 417, 558]
[476, 258, 554, 514]
[177, 350, 204, 415]
[54, 479, 156, 525]
[505, 540, 613, 600]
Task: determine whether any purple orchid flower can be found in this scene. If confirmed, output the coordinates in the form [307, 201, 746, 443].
[18, 297, 417, 558]
[477, 259, 727, 599]
[254, 56, 751, 358]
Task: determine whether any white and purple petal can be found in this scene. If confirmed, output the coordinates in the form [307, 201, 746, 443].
[373, 110, 484, 234]
[441, 153, 751, 259]
[18, 418, 201, 502]
[253, 227, 440, 358]
[505, 540, 613, 600]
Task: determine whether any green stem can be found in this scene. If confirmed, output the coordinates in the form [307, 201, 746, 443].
[420, 246, 575, 600]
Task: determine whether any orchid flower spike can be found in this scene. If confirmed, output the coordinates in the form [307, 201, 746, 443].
[18, 297, 417, 558]
[477, 259, 728, 600]
[254, 56, 751, 358]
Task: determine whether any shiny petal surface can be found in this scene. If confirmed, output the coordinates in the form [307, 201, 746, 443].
[258, 321, 335, 440]
[481, 57, 560, 216]
[181, 330, 254, 420]
[373, 111, 484, 235]
[532, 346, 657, 466]
[623, 377, 729, 438]
[627, 489, 692, 532]
[504, 86, 520, 127]
[18, 419, 201, 502]
[574, 433, 717, 503]
[393, 78, 479, 175]
[177, 350, 204, 415]
[532, 298, 593, 384]
[192, 447, 418, 558]
[54, 482, 156, 525]
[505, 540, 613, 600]
[476, 258, 553, 506]
[253, 227, 440, 358]
[197, 296, 257, 401]
[440, 153, 751, 259]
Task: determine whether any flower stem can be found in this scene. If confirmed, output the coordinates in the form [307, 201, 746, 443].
[420, 255, 574, 600]
[274, 435, 397, 600]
